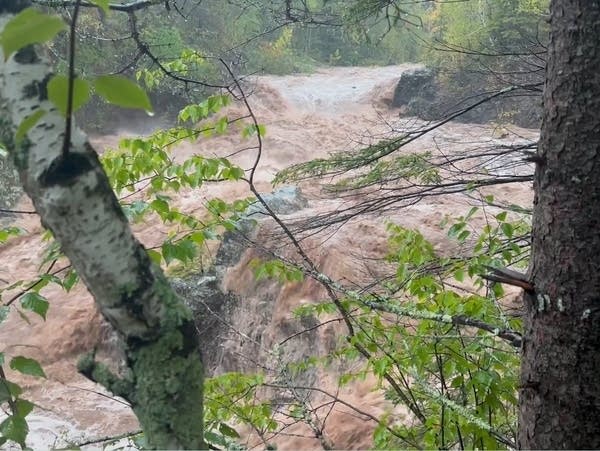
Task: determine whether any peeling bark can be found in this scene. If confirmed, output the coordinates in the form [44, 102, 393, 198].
[0, 2, 205, 449]
[519, 0, 600, 448]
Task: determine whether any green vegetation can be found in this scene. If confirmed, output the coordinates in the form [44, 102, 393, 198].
[0, 0, 562, 449]
[417, 0, 549, 125]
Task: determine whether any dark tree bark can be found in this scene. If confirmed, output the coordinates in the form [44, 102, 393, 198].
[519, 0, 600, 448]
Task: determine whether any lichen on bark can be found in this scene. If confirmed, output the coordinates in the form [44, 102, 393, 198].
[129, 329, 204, 449]
[0, 2, 206, 448]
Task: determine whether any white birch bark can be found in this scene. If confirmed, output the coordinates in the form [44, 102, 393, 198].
[0, 2, 205, 448]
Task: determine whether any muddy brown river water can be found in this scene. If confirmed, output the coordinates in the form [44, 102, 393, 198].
[0, 65, 536, 449]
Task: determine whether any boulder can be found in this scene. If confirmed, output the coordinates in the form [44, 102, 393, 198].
[394, 67, 542, 128]
[392, 67, 435, 108]
[245, 185, 308, 217]
[171, 185, 317, 377]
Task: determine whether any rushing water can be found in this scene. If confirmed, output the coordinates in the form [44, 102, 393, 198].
[0, 64, 536, 449]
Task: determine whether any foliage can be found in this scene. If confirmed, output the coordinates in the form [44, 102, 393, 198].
[0, 7, 65, 59]
[0, 1, 539, 449]
[324, 0, 426, 65]
[250, 28, 309, 75]
[43, 0, 430, 130]
[0, 288, 46, 449]
[0, 7, 254, 447]
[292, 209, 527, 449]
[417, 0, 548, 126]
[424, 0, 549, 70]
[204, 373, 276, 448]
[250, 258, 304, 283]
[275, 139, 432, 184]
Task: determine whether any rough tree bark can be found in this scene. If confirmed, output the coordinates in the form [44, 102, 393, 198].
[0, 2, 205, 449]
[519, 0, 600, 448]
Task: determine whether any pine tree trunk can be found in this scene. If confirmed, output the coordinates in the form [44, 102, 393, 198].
[0, 2, 205, 448]
[519, 0, 600, 448]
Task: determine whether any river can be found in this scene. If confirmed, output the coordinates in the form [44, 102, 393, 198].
[0, 64, 536, 449]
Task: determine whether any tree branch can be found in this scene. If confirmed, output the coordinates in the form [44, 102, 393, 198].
[33, 0, 161, 12]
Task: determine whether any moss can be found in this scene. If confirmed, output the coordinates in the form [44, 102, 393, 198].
[151, 269, 194, 330]
[88, 264, 204, 448]
[116, 263, 193, 335]
[117, 271, 204, 449]
[77, 351, 134, 401]
[129, 329, 205, 449]
[0, 111, 24, 203]
[164, 252, 207, 279]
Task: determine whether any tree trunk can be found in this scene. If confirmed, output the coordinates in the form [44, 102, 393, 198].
[519, 0, 600, 448]
[0, 2, 205, 449]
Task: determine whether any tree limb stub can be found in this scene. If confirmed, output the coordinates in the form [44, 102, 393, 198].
[482, 265, 534, 293]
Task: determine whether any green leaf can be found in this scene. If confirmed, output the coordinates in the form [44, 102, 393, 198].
[162, 241, 177, 265]
[0, 8, 66, 60]
[147, 249, 162, 265]
[47, 75, 91, 117]
[189, 231, 206, 245]
[457, 230, 470, 242]
[215, 117, 228, 134]
[454, 268, 465, 282]
[15, 110, 46, 144]
[0, 379, 22, 403]
[0, 415, 28, 447]
[10, 356, 46, 378]
[501, 222, 514, 239]
[94, 75, 153, 112]
[0, 307, 9, 326]
[218, 423, 240, 438]
[0, 226, 24, 243]
[448, 222, 465, 239]
[61, 269, 79, 292]
[242, 124, 258, 138]
[150, 198, 170, 215]
[204, 431, 226, 447]
[15, 399, 34, 418]
[465, 206, 478, 220]
[20, 292, 49, 320]
[90, 0, 110, 13]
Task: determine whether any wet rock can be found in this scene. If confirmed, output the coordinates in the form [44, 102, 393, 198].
[171, 185, 315, 377]
[391, 67, 435, 108]
[395, 67, 542, 128]
[214, 185, 307, 271]
[171, 275, 238, 373]
[246, 185, 308, 217]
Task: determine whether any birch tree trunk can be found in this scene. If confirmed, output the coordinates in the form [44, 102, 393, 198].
[519, 0, 600, 448]
[0, 2, 205, 449]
